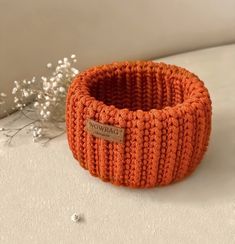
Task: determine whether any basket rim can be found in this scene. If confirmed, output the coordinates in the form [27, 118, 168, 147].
[68, 61, 210, 119]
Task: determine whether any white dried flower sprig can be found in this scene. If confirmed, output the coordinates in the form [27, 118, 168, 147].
[0, 54, 79, 145]
[0, 92, 7, 104]
[0, 92, 7, 115]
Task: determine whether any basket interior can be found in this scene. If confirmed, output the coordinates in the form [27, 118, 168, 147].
[89, 64, 187, 111]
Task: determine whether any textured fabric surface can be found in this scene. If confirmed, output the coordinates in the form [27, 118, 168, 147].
[66, 61, 212, 188]
[0, 45, 234, 243]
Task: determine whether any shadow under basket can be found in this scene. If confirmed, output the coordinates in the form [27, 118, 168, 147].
[66, 61, 212, 188]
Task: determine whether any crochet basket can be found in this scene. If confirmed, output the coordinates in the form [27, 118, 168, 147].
[66, 61, 212, 188]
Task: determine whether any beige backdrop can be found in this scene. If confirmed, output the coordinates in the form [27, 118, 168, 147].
[1, 0, 235, 117]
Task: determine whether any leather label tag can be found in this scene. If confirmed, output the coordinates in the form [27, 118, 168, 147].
[85, 119, 125, 143]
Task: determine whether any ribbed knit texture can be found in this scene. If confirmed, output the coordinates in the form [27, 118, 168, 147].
[66, 61, 212, 188]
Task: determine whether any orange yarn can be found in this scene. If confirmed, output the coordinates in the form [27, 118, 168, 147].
[66, 61, 212, 188]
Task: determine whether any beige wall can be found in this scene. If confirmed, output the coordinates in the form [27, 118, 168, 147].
[1, 0, 235, 117]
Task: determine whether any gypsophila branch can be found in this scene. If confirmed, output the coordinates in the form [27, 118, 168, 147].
[2, 120, 38, 145]
[0, 54, 79, 145]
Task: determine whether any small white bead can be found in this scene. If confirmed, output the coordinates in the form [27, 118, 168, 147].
[71, 213, 81, 223]
[34, 102, 39, 107]
[71, 54, 76, 59]
[0, 92, 6, 97]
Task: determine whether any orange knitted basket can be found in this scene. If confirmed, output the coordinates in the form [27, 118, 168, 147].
[66, 61, 212, 188]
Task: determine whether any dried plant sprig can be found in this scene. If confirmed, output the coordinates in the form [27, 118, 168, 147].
[0, 93, 8, 115]
[0, 54, 79, 145]
[0, 92, 7, 105]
